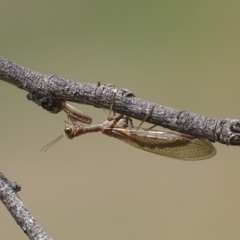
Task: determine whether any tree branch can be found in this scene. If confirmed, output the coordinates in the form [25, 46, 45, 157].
[1, 57, 240, 146]
[0, 172, 52, 240]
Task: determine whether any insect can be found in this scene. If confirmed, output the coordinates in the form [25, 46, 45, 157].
[63, 113, 216, 160]
[42, 101, 216, 160]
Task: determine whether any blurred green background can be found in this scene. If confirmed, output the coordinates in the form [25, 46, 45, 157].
[1, 1, 240, 240]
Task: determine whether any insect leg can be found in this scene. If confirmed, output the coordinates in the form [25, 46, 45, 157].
[136, 105, 155, 130]
[61, 102, 92, 125]
[108, 91, 117, 119]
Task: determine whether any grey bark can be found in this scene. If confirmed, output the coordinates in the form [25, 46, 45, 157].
[0, 172, 52, 240]
[1, 57, 240, 146]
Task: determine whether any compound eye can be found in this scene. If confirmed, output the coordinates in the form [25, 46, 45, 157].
[64, 126, 73, 135]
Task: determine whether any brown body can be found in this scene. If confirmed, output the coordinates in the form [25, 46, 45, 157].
[65, 114, 216, 160]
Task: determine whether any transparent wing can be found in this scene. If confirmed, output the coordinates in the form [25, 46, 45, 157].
[109, 129, 216, 160]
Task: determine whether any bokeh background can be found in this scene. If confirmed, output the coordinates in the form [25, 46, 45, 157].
[1, 1, 240, 240]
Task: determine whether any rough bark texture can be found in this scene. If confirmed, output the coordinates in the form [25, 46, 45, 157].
[1, 57, 240, 146]
[0, 172, 52, 240]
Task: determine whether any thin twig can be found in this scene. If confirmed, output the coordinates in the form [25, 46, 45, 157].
[0, 172, 52, 240]
[0, 57, 240, 146]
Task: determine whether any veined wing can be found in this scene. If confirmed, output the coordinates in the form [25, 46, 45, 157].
[110, 128, 216, 160]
